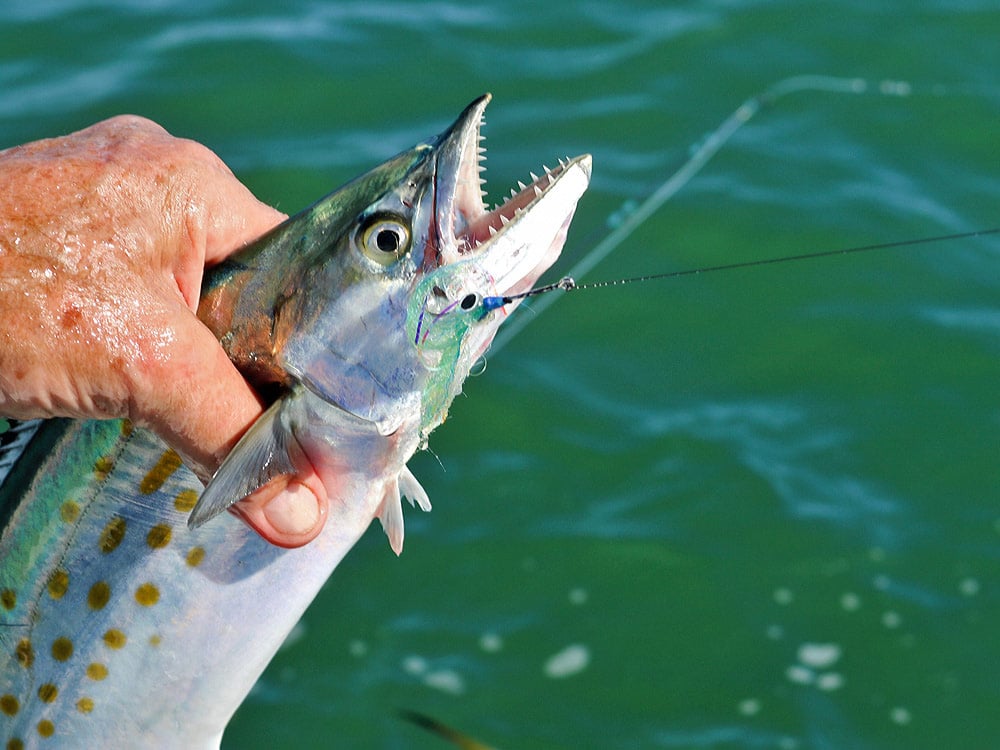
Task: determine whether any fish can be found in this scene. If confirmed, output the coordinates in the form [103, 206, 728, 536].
[0, 95, 591, 749]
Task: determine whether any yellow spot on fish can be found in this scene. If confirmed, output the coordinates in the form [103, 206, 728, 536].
[146, 524, 172, 549]
[7, 739, 24, 750]
[93, 455, 114, 481]
[0, 694, 19, 716]
[186, 546, 205, 567]
[88, 581, 111, 611]
[98, 517, 127, 554]
[86, 663, 108, 681]
[59, 501, 80, 523]
[1, 589, 15, 610]
[47, 569, 69, 600]
[135, 583, 159, 607]
[149, 635, 162, 647]
[103, 629, 126, 649]
[37, 720, 54, 738]
[174, 488, 198, 513]
[15, 638, 33, 668]
[51, 637, 73, 662]
[140, 449, 182, 495]
[120, 419, 133, 437]
[76, 697, 94, 714]
[37, 684, 58, 704]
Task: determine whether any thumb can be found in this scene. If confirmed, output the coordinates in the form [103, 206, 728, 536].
[228, 473, 330, 550]
[134, 304, 328, 548]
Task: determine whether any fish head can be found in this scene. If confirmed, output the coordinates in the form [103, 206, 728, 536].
[401, 95, 592, 440]
[204, 95, 590, 439]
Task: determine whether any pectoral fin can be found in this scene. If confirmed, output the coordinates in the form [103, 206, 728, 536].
[187, 397, 305, 529]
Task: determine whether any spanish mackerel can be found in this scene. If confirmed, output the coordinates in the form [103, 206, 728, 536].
[0, 95, 591, 748]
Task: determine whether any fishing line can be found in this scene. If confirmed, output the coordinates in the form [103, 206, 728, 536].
[489, 75, 1000, 352]
[484, 227, 1000, 310]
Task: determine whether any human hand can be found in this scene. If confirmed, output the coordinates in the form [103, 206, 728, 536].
[0, 116, 327, 547]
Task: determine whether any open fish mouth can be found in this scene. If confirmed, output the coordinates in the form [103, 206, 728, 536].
[432, 93, 592, 299]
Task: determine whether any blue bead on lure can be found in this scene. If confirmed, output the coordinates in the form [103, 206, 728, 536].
[482, 276, 576, 313]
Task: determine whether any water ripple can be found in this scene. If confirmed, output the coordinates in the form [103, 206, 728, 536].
[0, 59, 146, 121]
[519, 359, 905, 542]
[921, 306, 1000, 335]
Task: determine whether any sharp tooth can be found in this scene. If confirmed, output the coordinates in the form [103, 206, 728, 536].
[558, 157, 568, 168]
[543, 164, 552, 175]
[500, 214, 510, 225]
[488, 225, 498, 236]
[517, 180, 527, 190]
[533, 185, 543, 198]
[529, 171, 539, 182]
[510, 187, 519, 198]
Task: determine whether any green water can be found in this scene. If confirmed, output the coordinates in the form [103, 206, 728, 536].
[3, 3, 999, 748]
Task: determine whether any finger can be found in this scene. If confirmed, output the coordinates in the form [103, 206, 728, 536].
[228, 474, 329, 548]
[132, 316, 260, 473]
[200, 179, 287, 265]
[170, 138, 288, 266]
[131, 304, 330, 546]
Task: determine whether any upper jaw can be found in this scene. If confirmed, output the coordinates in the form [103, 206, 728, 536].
[432, 94, 592, 297]
[431, 93, 492, 254]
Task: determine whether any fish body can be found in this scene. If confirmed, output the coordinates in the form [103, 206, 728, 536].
[0, 96, 591, 748]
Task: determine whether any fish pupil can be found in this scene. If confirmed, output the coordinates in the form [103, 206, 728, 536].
[376, 229, 401, 253]
[460, 294, 478, 310]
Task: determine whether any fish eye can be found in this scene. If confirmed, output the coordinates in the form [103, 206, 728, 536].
[359, 214, 411, 265]
[460, 293, 481, 311]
